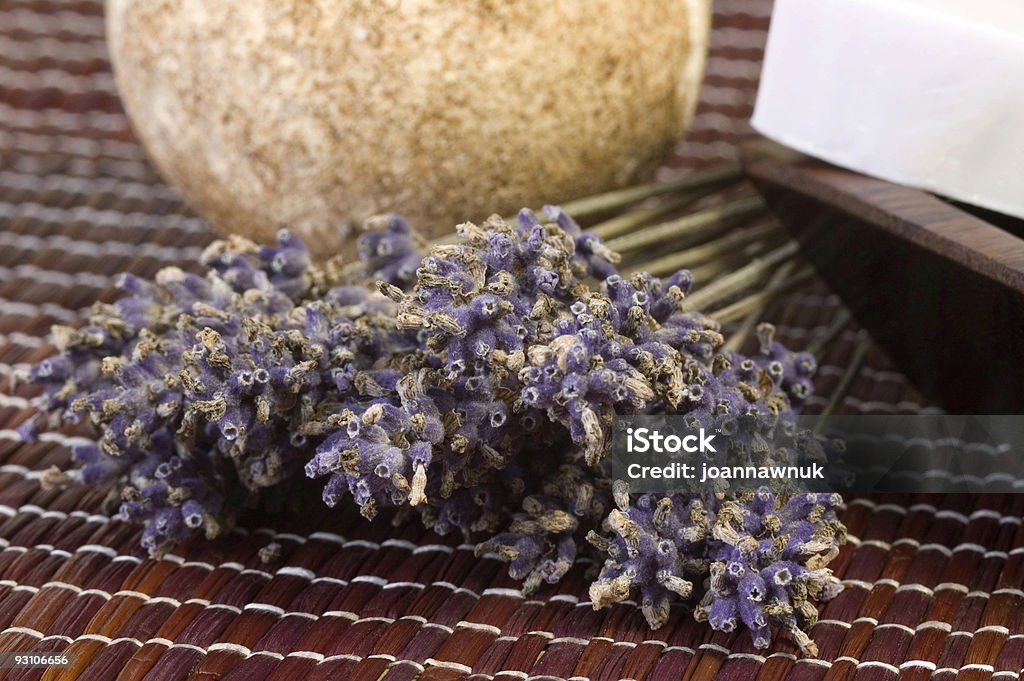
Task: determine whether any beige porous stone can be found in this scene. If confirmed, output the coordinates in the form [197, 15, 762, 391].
[107, 0, 711, 255]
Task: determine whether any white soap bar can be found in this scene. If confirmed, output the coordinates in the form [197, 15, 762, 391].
[752, 0, 1024, 220]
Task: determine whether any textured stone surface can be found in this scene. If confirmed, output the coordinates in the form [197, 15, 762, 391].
[107, 0, 711, 254]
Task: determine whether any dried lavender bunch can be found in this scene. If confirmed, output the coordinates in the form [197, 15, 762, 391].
[22, 207, 844, 654]
[338, 207, 842, 653]
[22, 230, 408, 550]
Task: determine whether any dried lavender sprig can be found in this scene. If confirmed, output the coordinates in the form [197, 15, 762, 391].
[551, 163, 741, 220]
[682, 241, 801, 312]
[631, 220, 783, 277]
[722, 261, 799, 353]
[816, 331, 870, 421]
[588, 191, 719, 241]
[687, 238, 784, 285]
[695, 489, 845, 656]
[605, 196, 765, 255]
[710, 265, 813, 323]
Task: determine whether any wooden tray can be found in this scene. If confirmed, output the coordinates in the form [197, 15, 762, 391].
[742, 139, 1024, 413]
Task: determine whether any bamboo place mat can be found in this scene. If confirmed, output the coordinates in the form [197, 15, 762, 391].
[1, 1, 1023, 680]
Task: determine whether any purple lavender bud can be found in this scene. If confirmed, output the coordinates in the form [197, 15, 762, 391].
[708, 597, 738, 632]
[182, 500, 205, 529]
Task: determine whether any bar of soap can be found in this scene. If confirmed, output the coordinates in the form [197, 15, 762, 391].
[752, 0, 1024, 221]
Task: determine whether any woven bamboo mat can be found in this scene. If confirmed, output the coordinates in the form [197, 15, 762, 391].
[1, 1, 1022, 679]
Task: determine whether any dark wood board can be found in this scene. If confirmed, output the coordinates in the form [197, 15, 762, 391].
[742, 139, 1024, 413]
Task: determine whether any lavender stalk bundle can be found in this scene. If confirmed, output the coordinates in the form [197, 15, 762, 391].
[22, 207, 845, 654]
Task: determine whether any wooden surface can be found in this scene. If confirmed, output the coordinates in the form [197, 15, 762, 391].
[743, 139, 1024, 413]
